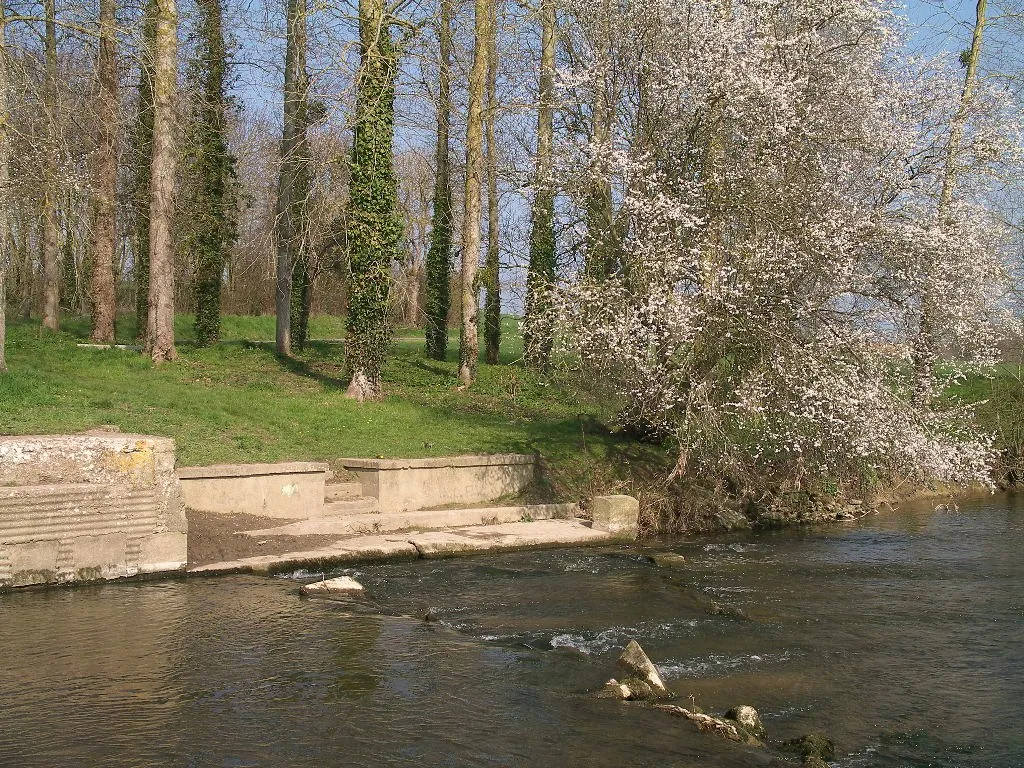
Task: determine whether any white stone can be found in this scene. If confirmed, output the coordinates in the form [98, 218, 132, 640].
[299, 576, 365, 596]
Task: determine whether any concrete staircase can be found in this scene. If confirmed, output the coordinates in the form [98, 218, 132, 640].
[243, 471, 578, 539]
[185, 457, 639, 575]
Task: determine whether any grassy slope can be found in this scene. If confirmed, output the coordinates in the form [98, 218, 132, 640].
[951, 363, 1024, 481]
[0, 316, 664, 500]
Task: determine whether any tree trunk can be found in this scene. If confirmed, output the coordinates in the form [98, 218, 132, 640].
[41, 0, 60, 331]
[191, 0, 235, 346]
[145, 0, 178, 362]
[523, 0, 556, 366]
[458, 0, 491, 386]
[276, 0, 308, 356]
[89, 0, 118, 343]
[584, 1, 616, 281]
[285, 0, 311, 351]
[344, 0, 400, 401]
[424, 0, 453, 362]
[0, 9, 9, 371]
[914, 0, 987, 401]
[483, 0, 500, 364]
[134, 0, 157, 337]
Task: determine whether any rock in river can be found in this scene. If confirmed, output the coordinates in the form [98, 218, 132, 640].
[782, 733, 835, 765]
[724, 705, 765, 739]
[647, 552, 688, 568]
[300, 576, 365, 597]
[616, 640, 670, 699]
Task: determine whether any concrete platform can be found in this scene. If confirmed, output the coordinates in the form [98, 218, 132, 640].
[237, 503, 579, 538]
[188, 518, 611, 576]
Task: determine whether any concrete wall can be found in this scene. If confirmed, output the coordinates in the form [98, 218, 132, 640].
[0, 435, 186, 588]
[177, 462, 329, 519]
[341, 454, 536, 513]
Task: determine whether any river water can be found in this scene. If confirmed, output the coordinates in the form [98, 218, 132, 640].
[1, 495, 1021, 767]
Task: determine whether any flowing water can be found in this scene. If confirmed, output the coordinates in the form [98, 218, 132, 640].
[1, 495, 1021, 767]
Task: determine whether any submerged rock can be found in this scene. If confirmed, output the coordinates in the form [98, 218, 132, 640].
[299, 576, 364, 597]
[653, 704, 764, 747]
[617, 640, 670, 699]
[594, 678, 632, 700]
[706, 601, 750, 620]
[423, 608, 440, 623]
[647, 552, 688, 568]
[781, 733, 835, 763]
[725, 705, 765, 739]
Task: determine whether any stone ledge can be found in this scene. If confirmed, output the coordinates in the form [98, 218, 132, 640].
[176, 461, 330, 480]
[339, 454, 535, 471]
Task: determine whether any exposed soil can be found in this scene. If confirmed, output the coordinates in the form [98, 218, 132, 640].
[186, 509, 342, 567]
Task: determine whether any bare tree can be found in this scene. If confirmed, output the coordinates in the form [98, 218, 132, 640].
[88, 0, 118, 342]
[459, 0, 492, 386]
[144, 0, 178, 361]
[275, 0, 308, 356]
[41, 0, 59, 330]
[483, 0, 500, 364]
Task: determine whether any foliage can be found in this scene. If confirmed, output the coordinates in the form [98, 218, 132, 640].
[537, 0, 1020, 503]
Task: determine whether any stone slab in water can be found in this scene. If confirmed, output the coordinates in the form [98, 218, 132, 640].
[300, 576, 364, 596]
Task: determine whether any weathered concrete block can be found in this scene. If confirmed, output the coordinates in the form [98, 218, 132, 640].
[591, 495, 640, 538]
[0, 434, 186, 588]
[177, 462, 328, 519]
[71, 533, 130, 581]
[9, 539, 60, 587]
[340, 454, 536, 513]
[137, 532, 187, 574]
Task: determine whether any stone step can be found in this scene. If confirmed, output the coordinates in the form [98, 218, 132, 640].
[190, 517, 610, 575]
[239, 502, 579, 538]
[322, 497, 380, 516]
[325, 482, 363, 502]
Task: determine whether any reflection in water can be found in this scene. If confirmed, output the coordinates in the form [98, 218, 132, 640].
[0, 497, 1021, 767]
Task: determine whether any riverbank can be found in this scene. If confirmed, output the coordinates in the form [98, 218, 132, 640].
[2, 314, 1019, 536]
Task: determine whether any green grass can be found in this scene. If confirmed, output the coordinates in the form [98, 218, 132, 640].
[952, 363, 1024, 482]
[0, 315, 662, 497]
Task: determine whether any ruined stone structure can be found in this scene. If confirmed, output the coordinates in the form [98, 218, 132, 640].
[0, 434, 187, 588]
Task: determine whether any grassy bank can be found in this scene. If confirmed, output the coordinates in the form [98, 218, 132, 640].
[0, 315, 668, 504]
[953, 363, 1024, 484]
[3, 314, 1019, 531]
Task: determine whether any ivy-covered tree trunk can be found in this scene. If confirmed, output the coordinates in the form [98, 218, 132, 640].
[144, 0, 178, 362]
[190, 0, 237, 346]
[344, 0, 400, 401]
[483, 0, 500, 365]
[523, 0, 556, 366]
[41, 0, 60, 331]
[134, 0, 157, 337]
[458, 0, 492, 386]
[584, 2, 616, 282]
[424, 0, 453, 362]
[276, 0, 309, 355]
[283, 0, 311, 351]
[89, 0, 118, 343]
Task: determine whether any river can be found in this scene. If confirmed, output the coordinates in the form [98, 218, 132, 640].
[1, 495, 1021, 767]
